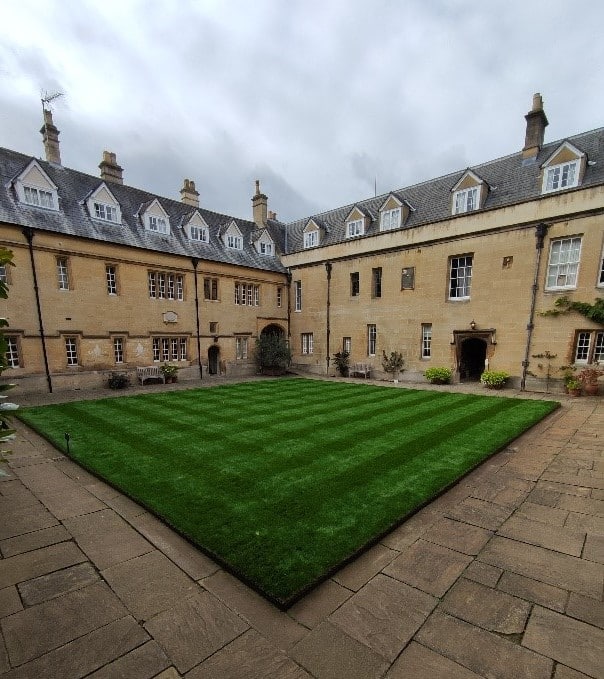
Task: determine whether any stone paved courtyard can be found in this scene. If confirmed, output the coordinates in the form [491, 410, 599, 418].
[0, 379, 602, 678]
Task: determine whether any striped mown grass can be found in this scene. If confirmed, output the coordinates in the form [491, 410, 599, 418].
[17, 378, 558, 606]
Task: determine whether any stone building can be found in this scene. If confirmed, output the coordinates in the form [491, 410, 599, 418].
[0, 94, 603, 393]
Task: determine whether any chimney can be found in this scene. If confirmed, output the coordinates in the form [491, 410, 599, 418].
[268, 210, 277, 220]
[99, 151, 124, 184]
[522, 93, 548, 160]
[251, 179, 268, 227]
[180, 178, 200, 207]
[40, 109, 61, 165]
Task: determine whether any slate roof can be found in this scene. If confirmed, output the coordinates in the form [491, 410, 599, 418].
[283, 127, 604, 254]
[0, 147, 287, 274]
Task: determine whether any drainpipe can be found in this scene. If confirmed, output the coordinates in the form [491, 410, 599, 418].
[191, 258, 203, 380]
[325, 261, 332, 375]
[521, 223, 549, 391]
[286, 271, 292, 344]
[22, 227, 53, 393]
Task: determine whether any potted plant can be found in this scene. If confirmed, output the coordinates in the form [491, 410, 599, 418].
[108, 371, 129, 389]
[160, 364, 179, 383]
[333, 351, 350, 377]
[255, 334, 292, 376]
[424, 367, 452, 385]
[382, 351, 405, 383]
[566, 377, 582, 397]
[480, 370, 510, 389]
[577, 366, 603, 396]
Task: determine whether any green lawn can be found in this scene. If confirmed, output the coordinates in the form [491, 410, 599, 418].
[17, 379, 558, 607]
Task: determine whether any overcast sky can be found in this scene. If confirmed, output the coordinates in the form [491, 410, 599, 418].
[1, 0, 603, 223]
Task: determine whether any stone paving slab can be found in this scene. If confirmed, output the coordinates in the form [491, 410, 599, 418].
[17, 562, 99, 607]
[0, 587, 22, 618]
[422, 516, 493, 555]
[288, 579, 352, 629]
[496, 513, 586, 556]
[386, 641, 485, 679]
[144, 590, 248, 674]
[523, 606, 604, 678]
[0, 541, 86, 588]
[85, 640, 171, 679]
[332, 542, 398, 591]
[497, 571, 568, 612]
[328, 574, 437, 662]
[0, 523, 70, 558]
[444, 496, 514, 530]
[187, 629, 311, 679]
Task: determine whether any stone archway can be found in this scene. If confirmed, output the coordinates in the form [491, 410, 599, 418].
[460, 337, 488, 381]
[260, 323, 285, 339]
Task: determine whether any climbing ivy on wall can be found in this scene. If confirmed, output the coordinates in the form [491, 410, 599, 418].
[541, 296, 604, 326]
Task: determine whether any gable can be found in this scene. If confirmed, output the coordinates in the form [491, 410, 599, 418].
[92, 185, 116, 205]
[451, 170, 483, 192]
[186, 211, 208, 229]
[19, 162, 57, 191]
[303, 219, 321, 233]
[13, 159, 59, 210]
[87, 183, 121, 223]
[379, 195, 402, 212]
[144, 199, 169, 220]
[542, 141, 584, 168]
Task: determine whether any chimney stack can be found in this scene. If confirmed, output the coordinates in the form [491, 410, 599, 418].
[99, 151, 124, 184]
[180, 179, 200, 207]
[268, 210, 277, 220]
[252, 179, 268, 227]
[523, 93, 548, 160]
[40, 109, 61, 165]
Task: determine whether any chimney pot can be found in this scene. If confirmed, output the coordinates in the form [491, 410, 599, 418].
[99, 150, 124, 184]
[180, 178, 200, 207]
[40, 109, 61, 165]
[251, 179, 268, 227]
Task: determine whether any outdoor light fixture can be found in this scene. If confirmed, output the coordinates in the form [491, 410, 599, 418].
[470, 320, 476, 330]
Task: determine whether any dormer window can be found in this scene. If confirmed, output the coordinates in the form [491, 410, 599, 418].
[227, 234, 243, 249]
[544, 160, 578, 193]
[149, 215, 169, 234]
[260, 241, 273, 255]
[380, 208, 401, 231]
[190, 224, 208, 242]
[541, 141, 585, 195]
[14, 159, 59, 212]
[304, 230, 319, 248]
[94, 202, 117, 222]
[347, 219, 364, 238]
[453, 187, 478, 214]
[24, 186, 55, 208]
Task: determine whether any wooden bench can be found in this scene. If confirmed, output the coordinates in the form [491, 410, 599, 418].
[136, 366, 165, 385]
[351, 363, 372, 378]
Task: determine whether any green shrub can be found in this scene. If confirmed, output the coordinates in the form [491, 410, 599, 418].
[480, 370, 510, 389]
[255, 334, 292, 372]
[333, 351, 350, 377]
[424, 367, 452, 384]
[108, 372, 129, 389]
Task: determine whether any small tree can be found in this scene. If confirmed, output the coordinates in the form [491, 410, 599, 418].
[333, 351, 350, 377]
[382, 351, 405, 382]
[255, 334, 292, 374]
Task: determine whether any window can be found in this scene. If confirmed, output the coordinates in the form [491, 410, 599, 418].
[234, 282, 260, 306]
[148, 215, 169, 234]
[343, 337, 351, 353]
[189, 224, 208, 242]
[543, 161, 579, 193]
[546, 237, 582, 290]
[294, 281, 302, 311]
[57, 257, 69, 290]
[372, 267, 382, 298]
[453, 187, 478, 214]
[94, 202, 118, 222]
[347, 219, 364, 238]
[204, 278, 218, 300]
[302, 333, 314, 355]
[65, 337, 78, 366]
[236, 337, 248, 360]
[4, 336, 20, 368]
[148, 271, 184, 300]
[304, 230, 318, 248]
[401, 267, 415, 290]
[227, 234, 243, 250]
[152, 337, 188, 362]
[449, 255, 472, 299]
[260, 241, 273, 255]
[277, 287, 282, 307]
[209, 322, 218, 334]
[599, 251, 604, 287]
[24, 186, 55, 209]
[106, 265, 117, 295]
[421, 324, 432, 359]
[113, 337, 124, 364]
[350, 272, 360, 297]
[367, 325, 377, 356]
[380, 208, 401, 231]
[574, 330, 604, 364]
[0, 265, 8, 284]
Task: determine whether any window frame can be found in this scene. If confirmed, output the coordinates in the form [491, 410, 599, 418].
[106, 264, 118, 295]
[449, 255, 473, 300]
[277, 287, 282, 308]
[259, 241, 273, 255]
[147, 215, 169, 234]
[204, 277, 218, 301]
[346, 219, 364, 238]
[65, 337, 79, 366]
[350, 272, 360, 297]
[343, 337, 351, 353]
[421, 323, 432, 359]
[94, 202, 118, 223]
[189, 224, 209, 242]
[113, 337, 124, 364]
[367, 324, 377, 357]
[542, 160, 579, 194]
[371, 267, 382, 298]
[453, 187, 478, 214]
[574, 330, 604, 364]
[226, 234, 243, 250]
[23, 185, 56, 209]
[56, 257, 70, 290]
[152, 337, 188, 362]
[301, 332, 314, 355]
[303, 230, 318, 249]
[401, 267, 415, 290]
[380, 207, 401, 231]
[597, 248, 604, 288]
[545, 237, 582, 291]
[294, 280, 302, 312]
[236, 336, 249, 360]
[4, 336, 20, 368]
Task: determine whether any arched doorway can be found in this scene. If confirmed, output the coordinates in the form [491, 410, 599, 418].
[460, 337, 487, 381]
[208, 345, 220, 375]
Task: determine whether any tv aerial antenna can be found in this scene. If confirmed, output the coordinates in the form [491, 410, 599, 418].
[41, 90, 64, 113]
